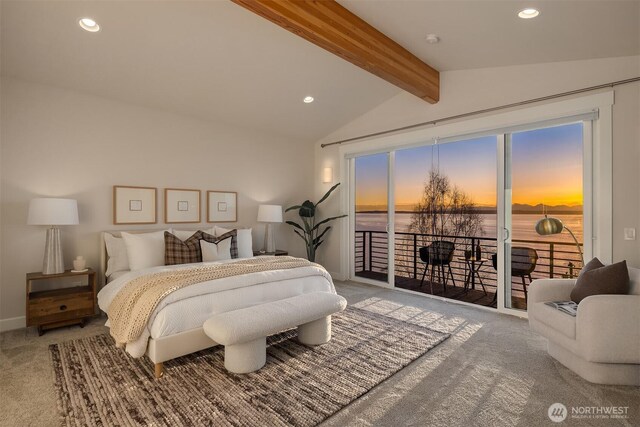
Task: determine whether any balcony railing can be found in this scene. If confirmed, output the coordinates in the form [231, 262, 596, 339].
[355, 230, 583, 299]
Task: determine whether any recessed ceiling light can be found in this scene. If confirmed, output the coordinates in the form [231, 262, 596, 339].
[79, 18, 100, 32]
[425, 34, 440, 44]
[303, 96, 314, 103]
[518, 8, 540, 19]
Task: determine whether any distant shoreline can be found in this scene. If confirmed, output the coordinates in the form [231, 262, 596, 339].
[357, 209, 582, 215]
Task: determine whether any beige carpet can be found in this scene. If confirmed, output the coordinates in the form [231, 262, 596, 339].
[3, 281, 639, 426]
[49, 307, 448, 427]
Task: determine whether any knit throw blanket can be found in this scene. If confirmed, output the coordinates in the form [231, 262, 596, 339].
[107, 256, 317, 346]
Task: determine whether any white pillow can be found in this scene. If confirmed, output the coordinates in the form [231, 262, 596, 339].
[104, 233, 129, 277]
[215, 226, 253, 258]
[173, 228, 215, 241]
[200, 238, 232, 262]
[121, 230, 168, 271]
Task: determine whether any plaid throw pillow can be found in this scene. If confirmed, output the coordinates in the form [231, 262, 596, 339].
[213, 229, 238, 259]
[165, 231, 204, 265]
[165, 230, 239, 265]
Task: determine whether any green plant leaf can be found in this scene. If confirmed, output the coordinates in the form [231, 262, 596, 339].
[311, 214, 347, 231]
[312, 226, 331, 244]
[315, 183, 340, 206]
[285, 220, 304, 231]
[299, 200, 315, 218]
[301, 216, 312, 235]
[314, 239, 324, 249]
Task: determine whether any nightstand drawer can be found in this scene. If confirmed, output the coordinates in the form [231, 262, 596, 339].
[28, 291, 94, 325]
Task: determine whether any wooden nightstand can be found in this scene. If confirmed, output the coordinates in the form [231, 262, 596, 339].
[253, 250, 289, 256]
[26, 269, 97, 336]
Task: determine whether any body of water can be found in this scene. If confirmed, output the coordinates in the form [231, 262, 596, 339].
[356, 212, 583, 244]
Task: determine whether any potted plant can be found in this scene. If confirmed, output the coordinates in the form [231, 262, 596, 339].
[285, 183, 347, 262]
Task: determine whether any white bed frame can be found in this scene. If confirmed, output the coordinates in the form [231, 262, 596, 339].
[101, 229, 219, 378]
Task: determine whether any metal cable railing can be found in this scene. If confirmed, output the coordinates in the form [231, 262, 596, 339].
[355, 230, 583, 295]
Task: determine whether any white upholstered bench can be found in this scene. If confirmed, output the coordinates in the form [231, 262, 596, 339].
[203, 292, 347, 374]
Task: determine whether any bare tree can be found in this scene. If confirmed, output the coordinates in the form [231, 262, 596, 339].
[410, 170, 483, 242]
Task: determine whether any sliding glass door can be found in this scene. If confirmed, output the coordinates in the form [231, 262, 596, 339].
[503, 122, 585, 310]
[349, 119, 590, 314]
[393, 139, 498, 305]
[354, 153, 391, 286]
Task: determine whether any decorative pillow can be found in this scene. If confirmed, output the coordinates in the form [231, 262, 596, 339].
[215, 226, 252, 258]
[164, 231, 204, 265]
[173, 228, 215, 242]
[570, 258, 630, 303]
[121, 230, 168, 271]
[104, 233, 129, 277]
[577, 257, 604, 275]
[215, 229, 238, 258]
[200, 236, 233, 262]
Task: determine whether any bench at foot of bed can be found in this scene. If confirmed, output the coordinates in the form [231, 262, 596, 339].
[203, 292, 347, 374]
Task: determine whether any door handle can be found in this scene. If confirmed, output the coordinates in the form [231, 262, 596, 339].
[503, 228, 510, 241]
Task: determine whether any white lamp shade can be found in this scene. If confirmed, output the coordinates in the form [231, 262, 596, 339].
[28, 198, 79, 225]
[257, 204, 283, 223]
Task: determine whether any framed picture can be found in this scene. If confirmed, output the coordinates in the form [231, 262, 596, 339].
[113, 185, 157, 224]
[207, 191, 237, 223]
[165, 188, 201, 223]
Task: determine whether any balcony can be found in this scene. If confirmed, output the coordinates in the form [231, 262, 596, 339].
[355, 230, 583, 310]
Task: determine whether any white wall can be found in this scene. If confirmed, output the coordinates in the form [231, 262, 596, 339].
[315, 56, 640, 278]
[0, 78, 314, 327]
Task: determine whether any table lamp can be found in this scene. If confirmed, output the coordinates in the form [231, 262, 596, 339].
[535, 214, 584, 265]
[28, 198, 79, 274]
[257, 204, 282, 253]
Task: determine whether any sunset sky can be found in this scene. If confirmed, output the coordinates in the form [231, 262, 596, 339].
[355, 122, 583, 210]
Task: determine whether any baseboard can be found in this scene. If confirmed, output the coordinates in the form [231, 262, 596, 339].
[0, 316, 26, 332]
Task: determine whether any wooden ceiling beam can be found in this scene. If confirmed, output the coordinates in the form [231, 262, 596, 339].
[231, 0, 440, 103]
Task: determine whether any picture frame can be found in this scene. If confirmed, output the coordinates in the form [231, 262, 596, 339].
[207, 191, 237, 223]
[113, 185, 157, 224]
[165, 188, 201, 224]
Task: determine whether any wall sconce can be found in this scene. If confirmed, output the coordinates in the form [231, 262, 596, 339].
[322, 167, 333, 184]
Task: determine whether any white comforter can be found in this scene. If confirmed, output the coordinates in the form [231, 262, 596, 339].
[97, 258, 335, 357]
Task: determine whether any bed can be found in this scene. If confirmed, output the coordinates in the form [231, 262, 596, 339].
[97, 229, 336, 377]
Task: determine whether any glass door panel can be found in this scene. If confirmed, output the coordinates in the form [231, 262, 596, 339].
[394, 138, 498, 306]
[354, 153, 389, 285]
[506, 123, 584, 310]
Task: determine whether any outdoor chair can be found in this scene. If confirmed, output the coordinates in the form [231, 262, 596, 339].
[419, 241, 457, 295]
[491, 246, 539, 302]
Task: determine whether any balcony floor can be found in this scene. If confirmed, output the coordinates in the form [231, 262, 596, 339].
[355, 271, 528, 310]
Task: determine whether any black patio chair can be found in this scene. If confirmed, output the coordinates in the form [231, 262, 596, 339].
[419, 241, 457, 295]
[491, 246, 539, 302]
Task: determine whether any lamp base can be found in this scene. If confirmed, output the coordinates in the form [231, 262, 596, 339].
[263, 223, 276, 253]
[43, 227, 64, 275]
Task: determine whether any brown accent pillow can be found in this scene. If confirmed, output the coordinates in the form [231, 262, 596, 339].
[570, 258, 630, 303]
[164, 231, 205, 265]
[577, 257, 605, 276]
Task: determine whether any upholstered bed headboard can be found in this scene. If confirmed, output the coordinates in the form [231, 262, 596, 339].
[101, 226, 253, 285]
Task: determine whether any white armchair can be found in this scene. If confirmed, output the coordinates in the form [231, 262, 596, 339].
[528, 267, 640, 385]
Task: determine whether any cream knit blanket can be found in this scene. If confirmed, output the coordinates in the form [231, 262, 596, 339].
[107, 256, 315, 346]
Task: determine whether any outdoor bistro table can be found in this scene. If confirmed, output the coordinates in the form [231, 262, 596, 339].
[457, 257, 489, 295]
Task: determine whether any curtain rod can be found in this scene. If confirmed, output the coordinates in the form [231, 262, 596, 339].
[320, 76, 640, 148]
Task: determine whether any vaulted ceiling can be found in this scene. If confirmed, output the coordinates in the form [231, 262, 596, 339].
[2, 1, 638, 141]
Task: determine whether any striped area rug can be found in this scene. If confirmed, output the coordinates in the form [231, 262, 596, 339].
[50, 307, 449, 427]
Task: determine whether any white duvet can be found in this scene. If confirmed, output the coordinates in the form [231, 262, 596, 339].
[98, 257, 336, 358]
